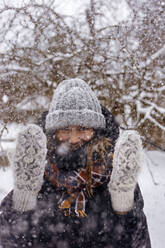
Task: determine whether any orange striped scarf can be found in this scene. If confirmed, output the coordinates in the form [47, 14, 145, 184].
[45, 151, 113, 217]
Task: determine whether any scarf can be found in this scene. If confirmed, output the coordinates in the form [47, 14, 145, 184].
[45, 137, 113, 217]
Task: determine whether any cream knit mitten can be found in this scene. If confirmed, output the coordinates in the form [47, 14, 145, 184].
[12, 124, 47, 212]
[109, 130, 143, 213]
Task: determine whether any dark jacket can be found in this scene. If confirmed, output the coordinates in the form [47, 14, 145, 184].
[0, 106, 151, 248]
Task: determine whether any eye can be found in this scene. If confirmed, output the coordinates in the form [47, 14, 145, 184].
[63, 127, 70, 131]
[79, 127, 86, 131]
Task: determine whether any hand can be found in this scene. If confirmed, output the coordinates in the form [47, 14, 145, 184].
[109, 130, 143, 213]
[12, 124, 47, 212]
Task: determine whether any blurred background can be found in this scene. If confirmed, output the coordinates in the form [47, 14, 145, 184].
[0, 0, 165, 165]
[0, 1, 165, 247]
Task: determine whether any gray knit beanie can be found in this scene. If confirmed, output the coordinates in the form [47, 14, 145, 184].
[45, 78, 106, 131]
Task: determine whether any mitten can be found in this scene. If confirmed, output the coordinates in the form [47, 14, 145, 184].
[109, 130, 143, 213]
[12, 124, 47, 212]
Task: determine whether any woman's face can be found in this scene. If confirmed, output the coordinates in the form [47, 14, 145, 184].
[56, 125, 94, 150]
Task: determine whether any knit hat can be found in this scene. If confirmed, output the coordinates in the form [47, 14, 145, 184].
[45, 78, 106, 131]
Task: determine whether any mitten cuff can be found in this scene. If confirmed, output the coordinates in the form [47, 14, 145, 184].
[109, 188, 135, 213]
[13, 189, 38, 212]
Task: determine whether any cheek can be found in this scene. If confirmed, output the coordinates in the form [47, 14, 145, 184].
[82, 131, 93, 141]
[56, 132, 69, 141]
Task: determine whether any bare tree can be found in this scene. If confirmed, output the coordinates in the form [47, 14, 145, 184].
[0, 0, 164, 165]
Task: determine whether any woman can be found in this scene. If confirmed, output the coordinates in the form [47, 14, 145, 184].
[0, 78, 151, 248]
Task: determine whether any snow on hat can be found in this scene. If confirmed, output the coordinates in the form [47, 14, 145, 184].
[45, 78, 106, 131]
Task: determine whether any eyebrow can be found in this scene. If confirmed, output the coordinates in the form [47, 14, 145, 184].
[63, 127, 89, 131]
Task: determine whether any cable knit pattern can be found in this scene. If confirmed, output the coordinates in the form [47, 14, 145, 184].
[12, 124, 47, 212]
[45, 78, 106, 131]
[109, 130, 143, 213]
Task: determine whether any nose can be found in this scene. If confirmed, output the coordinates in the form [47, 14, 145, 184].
[69, 131, 81, 144]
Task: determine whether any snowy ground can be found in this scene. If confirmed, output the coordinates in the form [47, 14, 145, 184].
[0, 148, 165, 248]
[138, 151, 165, 248]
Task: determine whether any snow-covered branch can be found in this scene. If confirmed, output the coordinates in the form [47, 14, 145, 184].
[35, 53, 74, 66]
[140, 44, 165, 68]
[136, 100, 165, 131]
